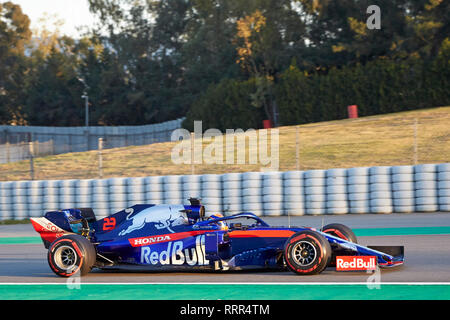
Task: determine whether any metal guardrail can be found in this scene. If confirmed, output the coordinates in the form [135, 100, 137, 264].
[0, 118, 185, 164]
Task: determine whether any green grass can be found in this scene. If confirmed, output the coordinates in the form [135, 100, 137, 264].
[0, 106, 449, 181]
[1, 284, 449, 300]
[0, 219, 30, 225]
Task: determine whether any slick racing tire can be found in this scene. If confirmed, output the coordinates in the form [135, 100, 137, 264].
[284, 230, 331, 275]
[321, 223, 358, 243]
[48, 235, 96, 277]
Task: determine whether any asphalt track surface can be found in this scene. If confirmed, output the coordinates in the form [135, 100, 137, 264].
[1, 212, 450, 285]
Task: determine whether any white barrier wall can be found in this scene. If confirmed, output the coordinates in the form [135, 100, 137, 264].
[1, 163, 450, 220]
[304, 170, 326, 215]
[283, 171, 305, 216]
[242, 172, 263, 217]
[326, 168, 348, 215]
[438, 163, 450, 212]
[392, 165, 414, 213]
[222, 173, 242, 215]
[262, 172, 284, 216]
[415, 164, 438, 212]
[347, 167, 370, 214]
[201, 174, 222, 215]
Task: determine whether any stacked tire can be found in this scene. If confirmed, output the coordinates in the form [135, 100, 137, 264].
[369, 166, 393, 214]
[127, 177, 146, 207]
[12, 181, 29, 220]
[347, 167, 370, 214]
[108, 178, 129, 213]
[326, 169, 348, 215]
[0, 182, 13, 220]
[262, 172, 284, 216]
[43, 180, 61, 213]
[283, 171, 305, 216]
[163, 175, 183, 205]
[75, 180, 92, 210]
[242, 172, 263, 216]
[201, 174, 222, 215]
[182, 175, 201, 205]
[145, 176, 164, 204]
[437, 164, 450, 212]
[59, 180, 77, 211]
[221, 173, 242, 216]
[3, 163, 450, 221]
[305, 170, 326, 215]
[91, 179, 110, 219]
[391, 166, 415, 213]
[28, 181, 44, 218]
[414, 164, 438, 212]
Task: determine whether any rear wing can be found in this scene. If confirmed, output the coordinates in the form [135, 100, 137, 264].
[30, 217, 74, 248]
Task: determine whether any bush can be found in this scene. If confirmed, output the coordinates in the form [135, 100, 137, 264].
[184, 43, 450, 130]
[276, 52, 450, 126]
[183, 78, 265, 131]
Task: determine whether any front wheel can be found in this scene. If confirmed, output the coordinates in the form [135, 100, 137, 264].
[47, 235, 96, 277]
[284, 230, 332, 275]
[321, 223, 357, 267]
[321, 223, 357, 243]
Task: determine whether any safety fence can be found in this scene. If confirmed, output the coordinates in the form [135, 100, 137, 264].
[0, 163, 449, 220]
[0, 140, 55, 164]
[0, 118, 185, 164]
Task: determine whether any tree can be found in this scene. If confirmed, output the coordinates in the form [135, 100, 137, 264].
[0, 1, 31, 124]
[402, 0, 450, 58]
[234, 10, 276, 125]
[24, 40, 85, 126]
[296, 0, 449, 65]
[1, 0, 446, 130]
[184, 78, 265, 132]
[87, 0, 194, 124]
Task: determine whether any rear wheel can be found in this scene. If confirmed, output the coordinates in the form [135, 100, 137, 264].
[284, 230, 331, 275]
[48, 235, 96, 277]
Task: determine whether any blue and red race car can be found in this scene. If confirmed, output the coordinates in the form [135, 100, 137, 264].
[30, 199, 404, 277]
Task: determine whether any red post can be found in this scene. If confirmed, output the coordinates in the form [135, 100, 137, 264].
[263, 120, 273, 129]
[348, 105, 359, 119]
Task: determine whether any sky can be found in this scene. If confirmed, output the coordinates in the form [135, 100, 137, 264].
[4, 0, 97, 38]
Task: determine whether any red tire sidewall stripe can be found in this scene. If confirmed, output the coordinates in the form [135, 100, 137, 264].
[48, 238, 84, 277]
[285, 234, 324, 273]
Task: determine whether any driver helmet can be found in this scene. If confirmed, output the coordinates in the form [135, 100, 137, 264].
[209, 213, 228, 231]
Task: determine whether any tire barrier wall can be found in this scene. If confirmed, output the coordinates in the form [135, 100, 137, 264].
[0, 163, 449, 220]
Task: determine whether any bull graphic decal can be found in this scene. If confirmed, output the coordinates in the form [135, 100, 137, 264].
[118, 205, 186, 236]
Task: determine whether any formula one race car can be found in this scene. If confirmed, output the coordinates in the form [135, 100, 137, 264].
[30, 199, 404, 277]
